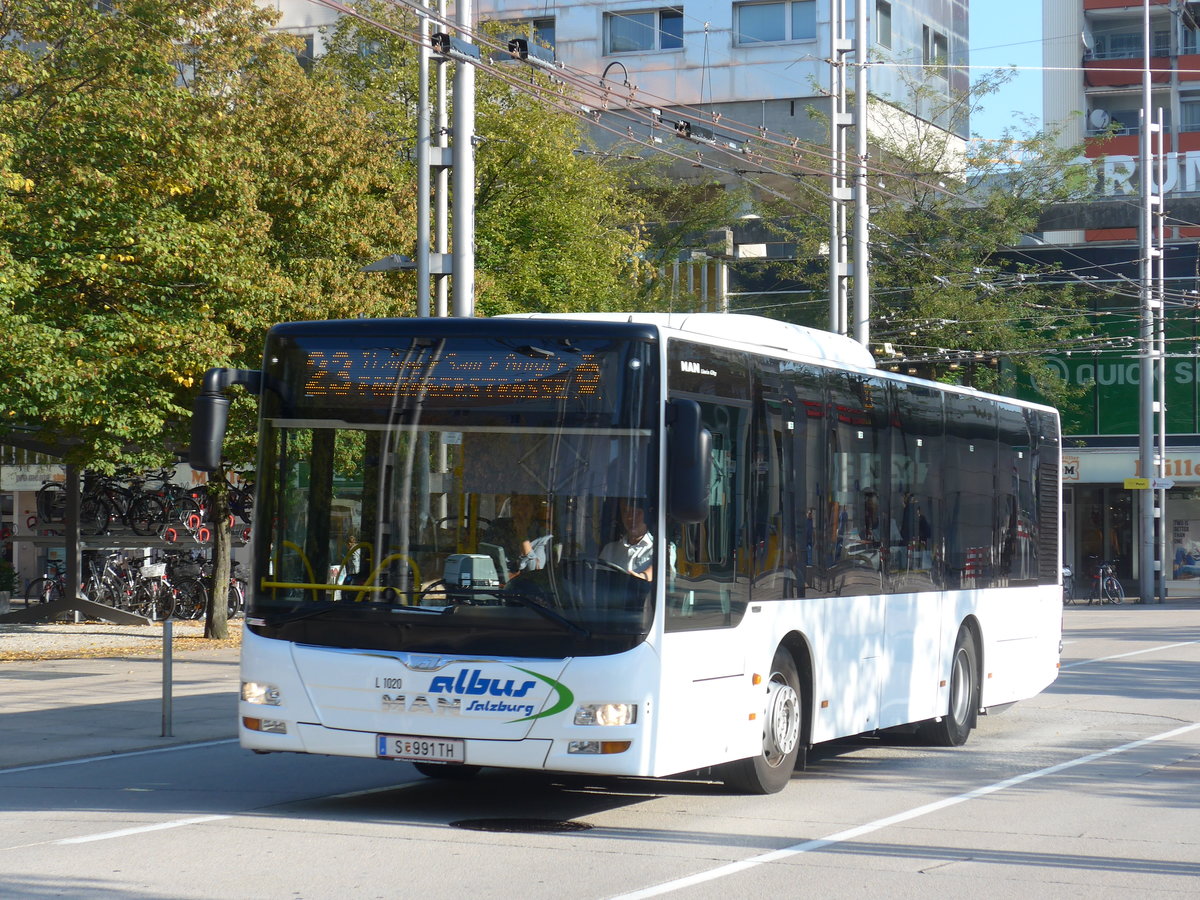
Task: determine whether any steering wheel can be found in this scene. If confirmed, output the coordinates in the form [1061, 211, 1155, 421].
[558, 557, 636, 578]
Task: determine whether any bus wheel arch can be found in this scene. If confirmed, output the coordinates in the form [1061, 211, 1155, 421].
[779, 631, 814, 766]
[919, 618, 981, 747]
[720, 638, 809, 794]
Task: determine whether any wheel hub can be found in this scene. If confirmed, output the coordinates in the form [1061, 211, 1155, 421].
[764, 679, 800, 763]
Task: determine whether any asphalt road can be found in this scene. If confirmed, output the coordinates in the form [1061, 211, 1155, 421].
[1, 603, 1197, 899]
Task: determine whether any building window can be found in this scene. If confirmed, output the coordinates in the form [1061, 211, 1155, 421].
[734, 1, 816, 46]
[923, 25, 948, 78]
[297, 34, 317, 73]
[1184, 23, 1198, 56]
[532, 17, 556, 52]
[497, 16, 557, 56]
[1091, 25, 1169, 59]
[606, 9, 684, 54]
[876, 1, 892, 49]
[1181, 99, 1200, 133]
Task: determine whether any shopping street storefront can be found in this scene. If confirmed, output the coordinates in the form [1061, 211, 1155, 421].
[1063, 446, 1200, 598]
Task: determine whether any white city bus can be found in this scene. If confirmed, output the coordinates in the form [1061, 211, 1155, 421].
[191, 313, 1062, 793]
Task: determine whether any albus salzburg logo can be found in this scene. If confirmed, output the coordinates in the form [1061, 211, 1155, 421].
[428, 667, 574, 723]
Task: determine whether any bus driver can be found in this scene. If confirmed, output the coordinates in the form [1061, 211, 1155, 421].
[599, 499, 674, 581]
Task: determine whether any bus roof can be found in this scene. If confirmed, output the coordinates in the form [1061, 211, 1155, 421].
[497, 313, 877, 370]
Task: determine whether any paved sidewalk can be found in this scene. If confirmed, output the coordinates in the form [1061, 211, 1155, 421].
[0, 644, 239, 770]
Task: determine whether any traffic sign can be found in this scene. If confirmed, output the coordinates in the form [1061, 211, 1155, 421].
[1151, 477, 1176, 490]
[1124, 478, 1150, 489]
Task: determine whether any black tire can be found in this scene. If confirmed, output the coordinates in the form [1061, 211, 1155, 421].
[1103, 576, 1124, 605]
[129, 495, 166, 536]
[79, 497, 111, 536]
[25, 577, 63, 606]
[37, 483, 67, 523]
[919, 626, 979, 747]
[135, 582, 175, 621]
[720, 647, 803, 794]
[412, 761, 482, 780]
[227, 581, 245, 618]
[89, 579, 118, 608]
[175, 578, 208, 619]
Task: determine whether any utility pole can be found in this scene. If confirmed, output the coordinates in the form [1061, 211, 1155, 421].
[450, 0, 475, 317]
[1137, 0, 1159, 603]
[829, 1, 851, 336]
[830, 1, 870, 345]
[1155, 107, 1168, 604]
[852, 0, 871, 346]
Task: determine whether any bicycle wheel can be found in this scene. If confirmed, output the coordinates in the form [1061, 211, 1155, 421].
[128, 495, 167, 536]
[1062, 575, 1076, 605]
[25, 577, 63, 605]
[135, 581, 175, 621]
[227, 580, 245, 618]
[37, 483, 67, 523]
[174, 578, 208, 619]
[1103, 575, 1125, 604]
[79, 496, 112, 536]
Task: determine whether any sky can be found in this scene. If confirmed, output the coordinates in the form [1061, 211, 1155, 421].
[968, 0, 1044, 141]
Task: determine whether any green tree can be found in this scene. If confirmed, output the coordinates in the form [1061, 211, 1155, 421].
[0, 0, 414, 635]
[758, 73, 1093, 405]
[317, 4, 654, 315]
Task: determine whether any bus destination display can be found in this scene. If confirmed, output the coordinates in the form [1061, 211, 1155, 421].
[299, 347, 603, 404]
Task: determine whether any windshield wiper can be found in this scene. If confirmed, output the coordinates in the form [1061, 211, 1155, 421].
[262, 601, 346, 628]
[497, 589, 591, 637]
[263, 595, 446, 627]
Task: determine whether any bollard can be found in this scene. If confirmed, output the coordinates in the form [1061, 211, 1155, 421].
[161, 619, 173, 737]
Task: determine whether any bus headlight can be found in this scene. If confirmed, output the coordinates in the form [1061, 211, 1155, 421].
[242, 681, 282, 706]
[574, 703, 637, 726]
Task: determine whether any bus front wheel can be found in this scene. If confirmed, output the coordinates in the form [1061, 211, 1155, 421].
[721, 647, 802, 794]
[919, 626, 979, 747]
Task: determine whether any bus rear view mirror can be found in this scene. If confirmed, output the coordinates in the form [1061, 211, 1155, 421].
[190, 391, 230, 473]
[189, 368, 263, 473]
[667, 398, 711, 524]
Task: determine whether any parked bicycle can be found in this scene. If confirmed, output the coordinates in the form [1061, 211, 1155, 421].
[1062, 564, 1076, 606]
[130, 560, 175, 621]
[25, 560, 67, 606]
[1086, 557, 1125, 605]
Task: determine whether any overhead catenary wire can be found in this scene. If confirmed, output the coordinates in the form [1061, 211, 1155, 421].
[304, 0, 1189, 323]
[25, 0, 1194, 356]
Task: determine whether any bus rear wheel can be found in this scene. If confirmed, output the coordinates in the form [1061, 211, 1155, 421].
[919, 626, 979, 747]
[721, 647, 802, 794]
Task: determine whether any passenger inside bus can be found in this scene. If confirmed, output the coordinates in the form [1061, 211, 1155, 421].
[500, 494, 556, 576]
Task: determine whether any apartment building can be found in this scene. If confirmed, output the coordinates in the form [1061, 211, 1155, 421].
[1039, 0, 1200, 594]
[269, 1, 969, 142]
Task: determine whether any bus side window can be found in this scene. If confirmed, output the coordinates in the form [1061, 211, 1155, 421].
[666, 400, 751, 631]
[664, 339, 752, 631]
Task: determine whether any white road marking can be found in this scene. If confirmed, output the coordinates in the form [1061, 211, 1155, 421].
[0, 780, 419, 852]
[1060, 639, 1200, 670]
[609, 721, 1200, 900]
[56, 816, 230, 844]
[0, 740, 238, 776]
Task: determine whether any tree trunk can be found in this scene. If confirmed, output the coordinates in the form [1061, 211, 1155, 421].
[205, 469, 232, 640]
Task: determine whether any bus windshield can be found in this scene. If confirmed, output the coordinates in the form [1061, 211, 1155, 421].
[250, 326, 661, 658]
